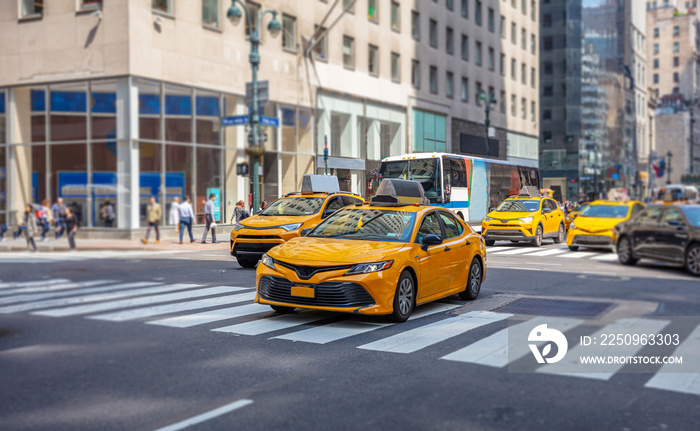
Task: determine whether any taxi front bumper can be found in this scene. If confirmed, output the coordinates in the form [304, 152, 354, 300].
[256, 262, 400, 315]
[481, 223, 535, 241]
[230, 228, 298, 258]
[566, 228, 615, 250]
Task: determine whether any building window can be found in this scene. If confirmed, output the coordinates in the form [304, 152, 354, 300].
[544, 36, 553, 50]
[488, 8, 495, 32]
[476, 82, 483, 105]
[673, 86, 680, 94]
[80, 0, 102, 9]
[531, 67, 536, 87]
[202, 0, 220, 28]
[461, 77, 469, 102]
[674, 25, 680, 36]
[430, 66, 438, 94]
[411, 11, 420, 40]
[521, 0, 527, 14]
[511, 22, 517, 44]
[475, 1, 482, 25]
[313, 25, 328, 61]
[531, 101, 536, 121]
[475, 42, 482, 66]
[531, 0, 536, 20]
[368, 44, 379, 76]
[446, 27, 454, 54]
[543, 109, 551, 120]
[446, 72, 454, 98]
[412, 60, 421, 88]
[343, 0, 355, 13]
[282, 14, 296, 51]
[673, 41, 679, 52]
[500, 54, 505, 76]
[368, 0, 378, 21]
[152, 0, 173, 15]
[245, 2, 261, 37]
[461, 35, 469, 60]
[391, 52, 400, 82]
[391, 1, 400, 31]
[511, 94, 517, 116]
[429, 19, 438, 47]
[500, 15, 506, 38]
[544, 62, 553, 75]
[521, 63, 526, 84]
[531, 34, 536, 54]
[511, 58, 517, 80]
[673, 72, 679, 82]
[521, 28, 527, 49]
[653, 43, 659, 54]
[343, 35, 354, 68]
[653, 58, 659, 69]
[447, 0, 454, 11]
[544, 85, 553, 96]
[653, 27, 659, 38]
[461, 0, 468, 18]
[521, 97, 526, 119]
[543, 13, 552, 27]
[488, 47, 495, 71]
[653, 73, 659, 83]
[500, 90, 506, 113]
[674, 56, 680, 67]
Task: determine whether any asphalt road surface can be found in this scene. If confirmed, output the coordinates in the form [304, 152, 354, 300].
[1, 241, 699, 431]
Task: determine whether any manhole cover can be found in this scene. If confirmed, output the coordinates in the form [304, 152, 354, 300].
[494, 298, 613, 317]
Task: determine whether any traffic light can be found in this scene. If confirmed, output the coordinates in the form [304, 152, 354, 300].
[236, 163, 249, 176]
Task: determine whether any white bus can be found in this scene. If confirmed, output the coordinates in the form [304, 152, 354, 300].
[378, 153, 540, 225]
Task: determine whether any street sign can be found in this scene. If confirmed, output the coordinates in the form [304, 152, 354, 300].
[236, 163, 249, 176]
[246, 81, 269, 107]
[247, 133, 268, 144]
[260, 116, 279, 127]
[221, 115, 249, 126]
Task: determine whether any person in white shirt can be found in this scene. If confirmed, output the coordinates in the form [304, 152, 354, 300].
[169, 197, 181, 232]
[201, 193, 218, 244]
[178, 196, 195, 244]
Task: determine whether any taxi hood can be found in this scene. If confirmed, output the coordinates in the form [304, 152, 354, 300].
[269, 237, 407, 265]
[488, 211, 537, 220]
[239, 214, 313, 228]
[574, 216, 624, 232]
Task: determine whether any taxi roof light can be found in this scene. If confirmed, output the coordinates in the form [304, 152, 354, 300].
[370, 179, 429, 206]
[300, 175, 340, 194]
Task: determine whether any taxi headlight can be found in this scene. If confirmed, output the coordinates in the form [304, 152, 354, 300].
[261, 253, 276, 270]
[569, 220, 576, 230]
[483, 216, 493, 222]
[280, 222, 303, 232]
[345, 260, 394, 275]
[233, 223, 245, 231]
[519, 216, 534, 223]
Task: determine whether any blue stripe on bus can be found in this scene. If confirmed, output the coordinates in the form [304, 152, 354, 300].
[434, 200, 470, 208]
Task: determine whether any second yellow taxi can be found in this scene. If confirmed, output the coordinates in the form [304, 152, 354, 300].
[255, 179, 486, 322]
[566, 199, 645, 251]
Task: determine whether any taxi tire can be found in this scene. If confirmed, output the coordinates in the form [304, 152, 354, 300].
[568, 245, 579, 251]
[530, 225, 543, 247]
[685, 244, 700, 276]
[617, 236, 637, 266]
[236, 256, 258, 268]
[270, 305, 295, 314]
[459, 259, 482, 301]
[389, 271, 415, 323]
[484, 240, 495, 246]
[553, 224, 565, 244]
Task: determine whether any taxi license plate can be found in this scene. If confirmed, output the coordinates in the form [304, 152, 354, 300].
[291, 285, 315, 298]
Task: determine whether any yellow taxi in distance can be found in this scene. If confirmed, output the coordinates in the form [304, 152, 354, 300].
[230, 175, 364, 268]
[566, 199, 645, 251]
[565, 202, 589, 229]
[481, 187, 566, 247]
[255, 179, 487, 322]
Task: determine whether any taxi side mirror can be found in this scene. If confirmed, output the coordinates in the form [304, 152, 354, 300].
[489, 207, 496, 212]
[300, 228, 312, 236]
[542, 207, 552, 214]
[421, 234, 443, 251]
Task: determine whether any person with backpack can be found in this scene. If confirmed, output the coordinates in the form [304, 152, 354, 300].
[231, 200, 249, 224]
[64, 207, 78, 251]
[21, 204, 38, 252]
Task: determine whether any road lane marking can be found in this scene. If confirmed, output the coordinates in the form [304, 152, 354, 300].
[525, 248, 569, 257]
[440, 317, 584, 367]
[537, 318, 670, 380]
[212, 310, 336, 336]
[0, 278, 71, 290]
[151, 399, 253, 431]
[488, 248, 539, 255]
[147, 303, 270, 328]
[561, 252, 601, 259]
[644, 325, 700, 395]
[357, 311, 512, 354]
[32, 286, 241, 317]
[0, 279, 114, 297]
[271, 303, 461, 344]
[590, 254, 619, 262]
[88, 291, 256, 322]
[0, 280, 118, 304]
[0, 282, 173, 314]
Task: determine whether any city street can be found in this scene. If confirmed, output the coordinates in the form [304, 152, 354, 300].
[1, 242, 698, 431]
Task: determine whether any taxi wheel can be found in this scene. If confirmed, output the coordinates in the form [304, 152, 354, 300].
[530, 225, 543, 247]
[685, 244, 700, 276]
[553, 224, 565, 244]
[568, 245, 579, 251]
[270, 305, 295, 314]
[236, 256, 258, 268]
[484, 240, 495, 246]
[389, 271, 415, 323]
[617, 236, 637, 266]
[459, 259, 482, 301]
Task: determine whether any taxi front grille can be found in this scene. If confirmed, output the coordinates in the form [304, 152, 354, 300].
[573, 235, 612, 245]
[489, 224, 519, 228]
[259, 276, 375, 308]
[233, 242, 278, 254]
[237, 235, 282, 240]
[276, 260, 353, 280]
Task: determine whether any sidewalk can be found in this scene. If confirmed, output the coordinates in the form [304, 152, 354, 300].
[0, 237, 230, 253]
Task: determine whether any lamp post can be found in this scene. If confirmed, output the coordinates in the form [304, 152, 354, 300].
[227, 1, 280, 214]
[479, 90, 498, 158]
[667, 150, 673, 185]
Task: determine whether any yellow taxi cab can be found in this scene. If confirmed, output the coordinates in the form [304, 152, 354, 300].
[566, 199, 645, 251]
[255, 179, 487, 322]
[481, 187, 566, 247]
[565, 202, 589, 229]
[230, 175, 364, 268]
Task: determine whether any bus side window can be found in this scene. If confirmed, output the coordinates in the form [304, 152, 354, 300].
[448, 157, 467, 188]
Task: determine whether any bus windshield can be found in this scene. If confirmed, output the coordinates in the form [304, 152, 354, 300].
[379, 158, 442, 201]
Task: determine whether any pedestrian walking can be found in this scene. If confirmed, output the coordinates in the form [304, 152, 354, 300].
[39, 199, 52, 241]
[231, 200, 249, 224]
[169, 197, 181, 232]
[51, 198, 66, 239]
[201, 193, 218, 244]
[101, 201, 116, 227]
[142, 196, 162, 244]
[178, 196, 196, 244]
[0, 223, 8, 242]
[64, 207, 78, 251]
[21, 204, 38, 252]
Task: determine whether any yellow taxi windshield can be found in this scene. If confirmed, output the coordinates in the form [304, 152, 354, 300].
[496, 200, 540, 212]
[309, 208, 416, 242]
[260, 197, 325, 216]
[579, 204, 629, 219]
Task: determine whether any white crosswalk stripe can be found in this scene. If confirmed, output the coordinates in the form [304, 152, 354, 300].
[88, 291, 256, 322]
[644, 325, 700, 395]
[0, 278, 71, 290]
[147, 303, 270, 328]
[561, 252, 601, 259]
[524, 248, 569, 257]
[358, 310, 512, 354]
[212, 310, 336, 336]
[0, 280, 120, 305]
[441, 317, 584, 367]
[0, 279, 114, 297]
[590, 254, 619, 261]
[489, 248, 538, 255]
[32, 285, 241, 317]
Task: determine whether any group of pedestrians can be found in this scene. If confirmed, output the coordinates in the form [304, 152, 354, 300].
[0, 199, 78, 252]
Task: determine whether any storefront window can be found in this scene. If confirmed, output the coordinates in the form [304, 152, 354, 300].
[139, 142, 163, 227]
[165, 84, 192, 143]
[196, 90, 220, 145]
[0, 147, 5, 224]
[51, 143, 88, 226]
[50, 82, 88, 142]
[32, 145, 46, 204]
[262, 152, 278, 204]
[165, 144, 193, 221]
[0, 91, 5, 144]
[196, 146, 222, 222]
[298, 108, 313, 154]
[281, 154, 296, 195]
[92, 142, 117, 227]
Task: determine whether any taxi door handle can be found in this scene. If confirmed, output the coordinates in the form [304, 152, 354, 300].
[465, 241, 472, 245]
[444, 246, 451, 251]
